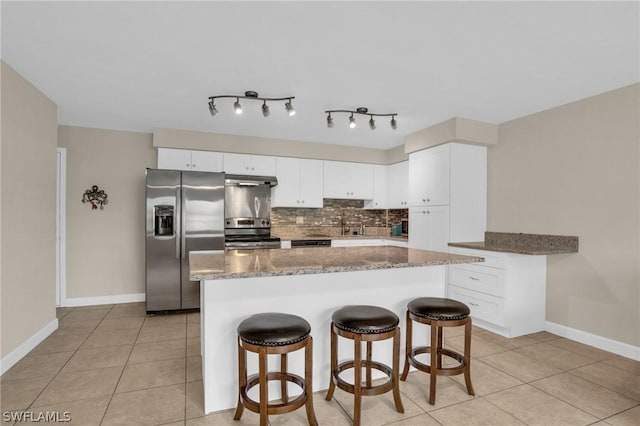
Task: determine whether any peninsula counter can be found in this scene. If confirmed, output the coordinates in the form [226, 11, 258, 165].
[190, 246, 483, 413]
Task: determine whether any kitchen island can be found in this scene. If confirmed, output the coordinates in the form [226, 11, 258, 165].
[190, 246, 483, 414]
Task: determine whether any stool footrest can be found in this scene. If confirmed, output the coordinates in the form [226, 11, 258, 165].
[241, 372, 307, 415]
[333, 360, 394, 396]
[408, 346, 467, 377]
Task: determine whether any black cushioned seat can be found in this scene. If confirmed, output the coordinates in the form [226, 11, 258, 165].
[237, 313, 311, 347]
[407, 297, 470, 321]
[332, 305, 399, 334]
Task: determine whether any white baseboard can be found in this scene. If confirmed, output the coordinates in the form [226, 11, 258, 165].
[1, 318, 59, 375]
[545, 321, 640, 361]
[62, 293, 145, 307]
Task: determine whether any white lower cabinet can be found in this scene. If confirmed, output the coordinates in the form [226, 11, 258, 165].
[448, 246, 547, 338]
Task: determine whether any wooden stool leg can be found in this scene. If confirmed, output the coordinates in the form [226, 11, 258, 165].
[401, 311, 411, 381]
[463, 318, 475, 396]
[366, 341, 372, 388]
[391, 327, 405, 413]
[437, 324, 443, 370]
[280, 354, 288, 403]
[325, 323, 337, 401]
[258, 348, 268, 426]
[304, 337, 318, 426]
[353, 334, 362, 426]
[233, 338, 245, 420]
[429, 321, 438, 405]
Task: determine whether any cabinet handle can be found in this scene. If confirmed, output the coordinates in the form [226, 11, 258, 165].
[427, 198, 430, 202]
[192, 164, 196, 168]
[469, 302, 479, 307]
[296, 200, 300, 203]
[251, 167, 255, 171]
[186, 163, 190, 167]
[421, 210, 426, 214]
[422, 198, 426, 202]
[469, 276, 479, 281]
[426, 210, 430, 214]
[301, 200, 304, 203]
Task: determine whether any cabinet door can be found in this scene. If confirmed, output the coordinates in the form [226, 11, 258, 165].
[299, 159, 324, 207]
[349, 163, 374, 199]
[223, 153, 250, 174]
[191, 151, 224, 172]
[408, 206, 449, 251]
[157, 148, 192, 171]
[323, 161, 350, 198]
[364, 165, 387, 209]
[250, 155, 276, 176]
[387, 161, 409, 208]
[272, 157, 302, 207]
[409, 144, 450, 206]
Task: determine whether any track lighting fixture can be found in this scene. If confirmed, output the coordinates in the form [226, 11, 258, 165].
[349, 114, 356, 128]
[327, 114, 334, 128]
[208, 100, 218, 117]
[325, 107, 398, 130]
[207, 91, 296, 118]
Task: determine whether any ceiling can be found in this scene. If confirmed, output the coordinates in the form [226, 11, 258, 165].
[2, 1, 638, 150]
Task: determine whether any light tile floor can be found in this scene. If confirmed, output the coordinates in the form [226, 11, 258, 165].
[1, 302, 639, 425]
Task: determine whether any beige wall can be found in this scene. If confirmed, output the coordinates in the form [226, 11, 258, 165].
[153, 128, 406, 165]
[1, 62, 57, 358]
[58, 126, 156, 299]
[488, 84, 640, 346]
[404, 117, 498, 153]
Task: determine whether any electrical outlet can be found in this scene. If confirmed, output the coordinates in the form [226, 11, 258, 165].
[296, 216, 304, 225]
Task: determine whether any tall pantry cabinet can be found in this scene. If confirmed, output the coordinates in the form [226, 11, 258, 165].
[408, 143, 487, 251]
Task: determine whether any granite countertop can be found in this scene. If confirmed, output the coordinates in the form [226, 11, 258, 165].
[190, 246, 483, 281]
[449, 232, 579, 255]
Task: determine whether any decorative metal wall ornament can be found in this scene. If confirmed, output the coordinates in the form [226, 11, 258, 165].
[82, 185, 108, 210]
[325, 107, 398, 130]
[207, 90, 296, 117]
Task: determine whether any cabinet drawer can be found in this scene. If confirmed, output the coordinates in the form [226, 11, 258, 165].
[449, 247, 506, 269]
[448, 285, 505, 326]
[449, 264, 505, 297]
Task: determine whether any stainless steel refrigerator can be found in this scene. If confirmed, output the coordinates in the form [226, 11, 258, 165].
[145, 169, 225, 313]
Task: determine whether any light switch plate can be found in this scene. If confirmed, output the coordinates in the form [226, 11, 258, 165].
[296, 216, 304, 225]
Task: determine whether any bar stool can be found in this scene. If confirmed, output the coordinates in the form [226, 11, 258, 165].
[234, 313, 317, 426]
[325, 305, 404, 426]
[400, 297, 475, 405]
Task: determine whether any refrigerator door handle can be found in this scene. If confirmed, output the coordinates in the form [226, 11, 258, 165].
[181, 185, 186, 259]
[175, 186, 181, 260]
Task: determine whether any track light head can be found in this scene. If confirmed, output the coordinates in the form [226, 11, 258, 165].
[369, 116, 376, 130]
[349, 114, 356, 129]
[327, 114, 334, 128]
[390, 116, 397, 130]
[285, 100, 296, 116]
[208, 100, 218, 117]
[234, 98, 242, 114]
[262, 102, 270, 117]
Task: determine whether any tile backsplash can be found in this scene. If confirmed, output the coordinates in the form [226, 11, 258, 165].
[271, 198, 407, 229]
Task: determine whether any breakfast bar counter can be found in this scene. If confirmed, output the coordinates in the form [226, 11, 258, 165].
[190, 246, 482, 413]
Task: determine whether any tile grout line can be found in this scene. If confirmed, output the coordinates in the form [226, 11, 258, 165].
[21, 305, 115, 414]
[98, 306, 148, 426]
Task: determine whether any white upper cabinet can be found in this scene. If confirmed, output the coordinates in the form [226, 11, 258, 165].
[364, 165, 387, 209]
[409, 144, 450, 206]
[223, 153, 276, 176]
[272, 157, 323, 208]
[157, 148, 223, 172]
[387, 161, 409, 208]
[323, 161, 374, 200]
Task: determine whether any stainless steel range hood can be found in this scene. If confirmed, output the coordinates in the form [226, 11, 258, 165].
[224, 174, 278, 187]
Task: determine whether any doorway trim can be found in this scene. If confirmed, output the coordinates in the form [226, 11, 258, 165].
[56, 147, 67, 307]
